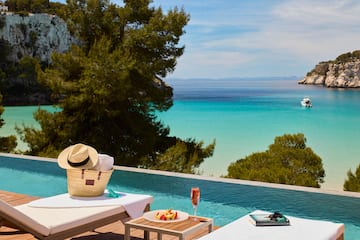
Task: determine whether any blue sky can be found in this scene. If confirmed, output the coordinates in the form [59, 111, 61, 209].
[63, 0, 360, 79]
[148, 0, 360, 79]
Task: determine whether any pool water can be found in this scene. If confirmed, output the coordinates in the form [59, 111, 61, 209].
[1, 155, 360, 239]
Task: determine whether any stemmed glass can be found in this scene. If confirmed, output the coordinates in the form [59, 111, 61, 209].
[190, 187, 200, 219]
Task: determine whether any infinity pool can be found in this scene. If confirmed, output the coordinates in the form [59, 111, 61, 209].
[1, 154, 360, 239]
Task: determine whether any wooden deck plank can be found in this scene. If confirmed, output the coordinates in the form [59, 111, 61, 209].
[0, 190, 216, 240]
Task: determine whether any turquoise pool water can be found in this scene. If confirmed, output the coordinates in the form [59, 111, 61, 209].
[1, 155, 360, 239]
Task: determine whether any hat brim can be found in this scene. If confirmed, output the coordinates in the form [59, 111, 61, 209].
[57, 144, 99, 169]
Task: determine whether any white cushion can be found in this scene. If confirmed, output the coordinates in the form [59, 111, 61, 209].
[197, 210, 344, 240]
[0, 199, 50, 236]
[15, 204, 125, 235]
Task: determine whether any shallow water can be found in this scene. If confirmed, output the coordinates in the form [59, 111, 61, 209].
[1, 78, 360, 191]
[158, 78, 360, 190]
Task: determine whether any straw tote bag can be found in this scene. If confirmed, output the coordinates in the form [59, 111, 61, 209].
[66, 168, 113, 197]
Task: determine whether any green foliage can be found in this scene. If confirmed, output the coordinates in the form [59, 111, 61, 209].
[31, 0, 50, 13]
[5, 0, 59, 14]
[29, 31, 38, 48]
[16, 108, 61, 157]
[0, 94, 17, 152]
[17, 0, 213, 173]
[17, 11, 30, 17]
[343, 164, 360, 192]
[149, 139, 215, 174]
[18, 23, 27, 35]
[0, 39, 12, 64]
[0, 53, 51, 104]
[226, 133, 325, 188]
[17, 56, 41, 85]
[0, 16, 6, 29]
[5, 56, 46, 96]
[333, 50, 360, 63]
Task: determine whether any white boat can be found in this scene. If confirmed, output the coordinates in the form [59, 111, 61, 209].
[301, 97, 312, 107]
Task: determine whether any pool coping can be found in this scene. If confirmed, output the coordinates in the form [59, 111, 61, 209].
[2, 152, 360, 199]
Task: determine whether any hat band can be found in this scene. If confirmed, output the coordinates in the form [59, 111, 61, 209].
[67, 157, 90, 167]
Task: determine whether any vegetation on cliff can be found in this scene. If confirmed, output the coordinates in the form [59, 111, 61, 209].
[0, 0, 68, 105]
[5, 0, 65, 15]
[306, 50, 360, 77]
[332, 50, 360, 63]
[300, 50, 360, 88]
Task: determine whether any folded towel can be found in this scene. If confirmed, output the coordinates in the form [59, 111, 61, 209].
[92, 154, 114, 171]
[28, 190, 153, 219]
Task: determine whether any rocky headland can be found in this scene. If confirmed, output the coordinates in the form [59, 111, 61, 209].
[298, 51, 360, 88]
[0, 12, 76, 105]
[0, 13, 75, 63]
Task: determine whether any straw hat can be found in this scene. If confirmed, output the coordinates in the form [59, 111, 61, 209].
[57, 143, 99, 169]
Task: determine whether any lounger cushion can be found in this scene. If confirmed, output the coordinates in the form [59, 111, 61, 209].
[15, 204, 125, 235]
[1, 192, 153, 237]
[0, 199, 49, 235]
[197, 210, 344, 240]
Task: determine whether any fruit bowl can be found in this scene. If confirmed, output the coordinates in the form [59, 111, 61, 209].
[143, 209, 189, 223]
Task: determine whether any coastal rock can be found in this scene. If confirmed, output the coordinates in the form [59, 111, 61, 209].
[298, 55, 360, 88]
[0, 13, 77, 105]
[0, 13, 76, 63]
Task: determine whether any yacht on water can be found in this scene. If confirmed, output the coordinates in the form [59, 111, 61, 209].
[301, 97, 312, 108]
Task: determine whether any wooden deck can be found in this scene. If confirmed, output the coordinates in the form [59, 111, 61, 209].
[0, 190, 216, 240]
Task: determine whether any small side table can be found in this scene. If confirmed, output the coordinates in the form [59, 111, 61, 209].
[125, 215, 213, 240]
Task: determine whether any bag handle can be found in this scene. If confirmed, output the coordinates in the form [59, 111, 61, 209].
[80, 169, 102, 180]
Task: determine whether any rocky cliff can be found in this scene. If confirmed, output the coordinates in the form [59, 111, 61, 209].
[0, 13, 76, 63]
[298, 52, 360, 88]
[0, 13, 76, 105]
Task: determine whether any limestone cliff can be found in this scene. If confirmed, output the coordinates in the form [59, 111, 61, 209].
[298, 51, 360, 88]
[0, 13, 76, 105]
[0, 13, 76, 63]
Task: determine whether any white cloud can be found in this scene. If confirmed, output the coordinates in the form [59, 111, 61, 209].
[58, 0, 360, 78]
[170, 50, 254, 79]
[263, 0, 360, 60]
[273, 0, 360, 27]
[172, 0, 360, 78]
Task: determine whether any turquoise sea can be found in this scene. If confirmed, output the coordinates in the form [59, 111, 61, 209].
[1, 78, 359, 191]
[158, 78, 360, 191]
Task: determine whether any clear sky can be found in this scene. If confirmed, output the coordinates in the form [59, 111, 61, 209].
[64, 0, 360, 79]
[147, 0, 360, 79]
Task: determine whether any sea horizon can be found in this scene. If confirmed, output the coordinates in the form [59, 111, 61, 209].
[1, 77, 359, 191]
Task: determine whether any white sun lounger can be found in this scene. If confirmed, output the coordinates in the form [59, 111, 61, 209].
[197, 210, 344, 240]
[0, 192, 153, 240]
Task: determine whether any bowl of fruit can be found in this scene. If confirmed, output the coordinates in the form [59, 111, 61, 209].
[143, 209, 189, 223]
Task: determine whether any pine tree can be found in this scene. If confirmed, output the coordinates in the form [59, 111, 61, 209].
[0, 94, 17, 152]
[18, 0, 215, 172]
[343, 165, 360, 192]
[226, 133, 325, 188]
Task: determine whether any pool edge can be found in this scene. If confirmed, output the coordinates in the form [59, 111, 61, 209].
[2, 152, 360, 199]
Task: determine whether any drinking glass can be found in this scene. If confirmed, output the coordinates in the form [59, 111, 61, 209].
[190, 187, 200, 219]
